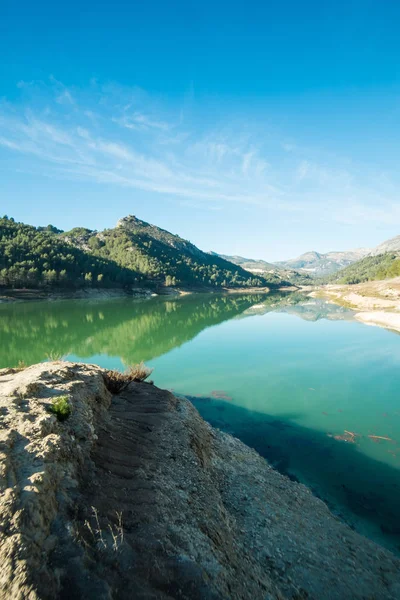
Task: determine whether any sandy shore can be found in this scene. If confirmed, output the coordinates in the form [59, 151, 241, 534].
[354, 311, 400, 333]
[312, 277, 400, 333]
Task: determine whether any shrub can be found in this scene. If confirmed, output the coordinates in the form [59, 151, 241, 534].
[103, 361, 153, 394]
[49, 395, 71, 421]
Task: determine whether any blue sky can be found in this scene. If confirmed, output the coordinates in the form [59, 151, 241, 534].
[1, 0, 400, 261]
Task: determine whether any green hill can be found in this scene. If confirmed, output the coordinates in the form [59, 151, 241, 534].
[0, 215, 279, 291]
[327, 252, 400, 284]
[0, 217, 143, 289]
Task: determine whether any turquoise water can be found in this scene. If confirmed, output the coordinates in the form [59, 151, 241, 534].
[1, 293, 400, 552]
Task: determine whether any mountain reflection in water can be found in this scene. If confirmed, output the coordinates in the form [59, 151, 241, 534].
[0, 292, 307, 368]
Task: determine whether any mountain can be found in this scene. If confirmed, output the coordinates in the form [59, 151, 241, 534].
[277, 234, 400, 279]
[367, 235, 400, 257]
[211, 253, 312, 285]
[68, 215, 275, 288]
[276, 248, 370, 277]
[324, 234, 400, 284]
[326, 252, 400, 284]
[212, 253, 277, 272]
[0, 215, 276, 292]
[0, 217, 143, 289]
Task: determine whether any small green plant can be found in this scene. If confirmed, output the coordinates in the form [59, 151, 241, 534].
[49, 395, 71, 421]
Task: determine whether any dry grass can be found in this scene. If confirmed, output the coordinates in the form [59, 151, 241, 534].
[7, 360, 28, 373]
[103, 361, 154, 394]
[84, 506, 124, 552]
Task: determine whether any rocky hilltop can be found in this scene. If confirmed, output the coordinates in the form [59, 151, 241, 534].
[116, 215, 204, 258]
[1, 362, 400, 599]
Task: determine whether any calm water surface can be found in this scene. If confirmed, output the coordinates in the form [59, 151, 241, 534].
[2, 293, 400, 553]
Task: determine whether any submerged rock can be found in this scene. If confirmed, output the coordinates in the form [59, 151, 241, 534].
[0, 362, 400, 599]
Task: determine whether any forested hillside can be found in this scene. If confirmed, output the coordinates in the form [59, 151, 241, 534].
[0, 215, 275, 290]
[0, 217, 143, 289]
[327, 252, 400, 284]
[62, 215, 271, 289]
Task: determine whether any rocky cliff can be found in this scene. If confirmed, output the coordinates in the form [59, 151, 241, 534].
[1, 362, 400, 599]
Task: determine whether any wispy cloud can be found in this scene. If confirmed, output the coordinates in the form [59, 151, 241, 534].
[1, 77, 399, 226]
[114, 111, 170, 131]
[56, 89, 75, 106]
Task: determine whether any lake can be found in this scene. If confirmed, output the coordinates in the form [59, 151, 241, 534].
[2, 292, 400, 553]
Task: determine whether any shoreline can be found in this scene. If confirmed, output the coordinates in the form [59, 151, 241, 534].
[310, 277, 400, 334]
[0, 285, 279, 303]
[0, 287, 155, 303]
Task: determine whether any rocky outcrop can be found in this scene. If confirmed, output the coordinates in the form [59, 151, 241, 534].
[1, 362, 400, 599]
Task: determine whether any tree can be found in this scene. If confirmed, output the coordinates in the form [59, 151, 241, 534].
[43, 269, 58, 285]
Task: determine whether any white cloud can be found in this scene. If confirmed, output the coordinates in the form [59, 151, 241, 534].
[76, 127, 90, 139]
[117, 111, 170, 131]
[56, 90, 75, 105]
[1, 77, 400, 227]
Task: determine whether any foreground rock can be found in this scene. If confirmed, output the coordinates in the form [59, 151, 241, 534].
[1, 363, 400, 599]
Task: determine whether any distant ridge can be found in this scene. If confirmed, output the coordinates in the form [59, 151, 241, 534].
[276, 248, 370, 277]
[327, 251, 400, 284]
[275, 234, 400, 279]
[210, 253, 313, 285]
[367, 235, 400, 257]
[209, 252, 277, 272]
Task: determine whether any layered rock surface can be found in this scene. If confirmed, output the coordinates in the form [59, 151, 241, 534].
[1, 362, 400, 599]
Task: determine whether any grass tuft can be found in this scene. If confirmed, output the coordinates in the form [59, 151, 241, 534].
[84, 506, 124, 552]
[103, 361, 154, 394]
[49, 395, 71, 421]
